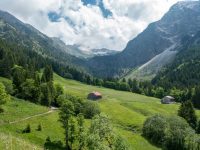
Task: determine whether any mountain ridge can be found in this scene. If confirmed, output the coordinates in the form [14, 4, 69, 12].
[85, 1, 200, 78]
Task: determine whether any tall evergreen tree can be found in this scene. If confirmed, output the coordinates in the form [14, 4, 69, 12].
[178, 100, 197, 129]
[40, 83, 51, 106]
[192, 86, 200, 109]
[41, 65, 53, 83]
[11, 65, 27, 94]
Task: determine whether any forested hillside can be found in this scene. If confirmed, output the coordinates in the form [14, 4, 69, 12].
[153, 31, 200, 89]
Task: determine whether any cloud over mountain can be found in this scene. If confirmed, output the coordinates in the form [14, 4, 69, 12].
[0, 0, 186, 51]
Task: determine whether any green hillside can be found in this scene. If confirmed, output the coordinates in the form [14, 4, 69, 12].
[123, 67, 155, 81]
[0, 75, 199, 149]
[54, 74, 181, 150]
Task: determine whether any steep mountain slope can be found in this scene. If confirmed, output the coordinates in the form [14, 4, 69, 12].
[153, 31, 200, 88]
[0, 10, 96, 83]
[0, 10, 84, 66]
[86, 1, 200, 78]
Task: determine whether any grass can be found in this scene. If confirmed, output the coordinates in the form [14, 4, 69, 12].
[123, 68, 155, 81]
[0, 74, 199, 150]
[0, 112, 64, 147]
[0, 132, 42, 150]
[0, 97, 49, 124]
[54, 74, 183, 149]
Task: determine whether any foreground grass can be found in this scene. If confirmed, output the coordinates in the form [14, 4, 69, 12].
[0, 112, 64, 147]
[0, 132, 42, 150]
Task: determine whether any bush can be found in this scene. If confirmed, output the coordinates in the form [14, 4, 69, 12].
[37, 123, 42, 131]
[143, 115, 195, 150]
[1, 81, 14, 95]
[23, 124, 31, 133]
[0, 82, 10, 112]
[163, 116, 194, 150]
[82, 101, 101, 119]
[0, 107, 4, 113]
[142, 115, 167, 145]
[185, 133, 200, 150]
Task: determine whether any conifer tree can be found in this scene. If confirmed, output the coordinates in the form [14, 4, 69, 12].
[41, 65, 53, 83]
[178, 100, 197, 129]
[192, 86, 200, 109]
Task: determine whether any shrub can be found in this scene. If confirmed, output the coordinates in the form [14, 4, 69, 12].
[82, 101, 101, 119]
[37, 123, 42, 131]
[23, 124, 31, 133]
[185, 133, 200, 150]
[142, 115, 167, 145]
[163, 116, 194, 150]
[143, 115, 196, 150]
[1, 81, 14, 95]
[0, 82, 10, 112]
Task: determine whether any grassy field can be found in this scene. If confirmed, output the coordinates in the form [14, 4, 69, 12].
[54, 74, 182, 150]
[0, 74, 199, 150]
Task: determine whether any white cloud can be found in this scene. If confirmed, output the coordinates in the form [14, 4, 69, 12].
[0, 0, 187, 51]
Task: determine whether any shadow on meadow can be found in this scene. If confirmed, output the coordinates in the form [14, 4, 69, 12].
[44, 137, 65, 150]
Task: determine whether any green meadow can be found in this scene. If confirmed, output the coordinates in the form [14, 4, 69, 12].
[0, 74, 198, 150]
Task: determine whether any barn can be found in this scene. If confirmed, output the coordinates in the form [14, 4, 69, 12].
[161, 96, 175, 104]
[87, 91, 102, 100]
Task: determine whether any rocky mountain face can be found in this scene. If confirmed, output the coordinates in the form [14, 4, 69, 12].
[86, 1, 200, 78]
[152, 30, 200, 88]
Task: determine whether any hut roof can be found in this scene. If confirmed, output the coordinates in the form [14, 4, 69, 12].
[165, 96, 175, 100]
[92, 91, 102, 96]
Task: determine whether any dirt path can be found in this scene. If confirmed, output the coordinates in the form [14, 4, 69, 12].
[9, 110, 55, 124]
[0, 107, 58, 125]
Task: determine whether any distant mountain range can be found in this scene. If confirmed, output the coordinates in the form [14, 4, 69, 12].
[85, 1, 200, 78]
[51, 37, 118, 58]
[1, 1, 200, 82]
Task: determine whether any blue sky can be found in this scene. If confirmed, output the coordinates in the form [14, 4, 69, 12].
[48, 0, 112, 23]
[82, 0, 112, 17]
[0, 0, 192, 51]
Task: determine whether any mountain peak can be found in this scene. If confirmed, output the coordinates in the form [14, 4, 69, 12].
[174, 1, 200, 9]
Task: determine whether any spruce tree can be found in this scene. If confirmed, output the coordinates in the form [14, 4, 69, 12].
[178, 100, 197, 129]
[196, 120, 200, 134]
[11, 65, 27, 93]
[192, 86, 200, 109]
[41, 65, 53, 83]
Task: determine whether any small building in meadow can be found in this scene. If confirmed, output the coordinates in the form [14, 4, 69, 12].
[87, 91, 102, 100]
[161, 96, 175, 104]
